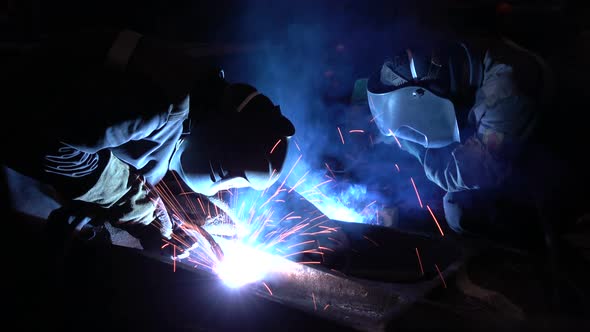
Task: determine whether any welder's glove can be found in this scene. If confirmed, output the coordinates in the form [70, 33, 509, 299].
[397, 138, 427, 164]
[47, 201, 112, 248]
[75, 151, 172, 239]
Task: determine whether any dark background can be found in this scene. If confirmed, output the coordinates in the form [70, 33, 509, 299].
[3, 1, 590, 331]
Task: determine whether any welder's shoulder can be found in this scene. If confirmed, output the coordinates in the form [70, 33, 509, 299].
[482, 38, 549, 102]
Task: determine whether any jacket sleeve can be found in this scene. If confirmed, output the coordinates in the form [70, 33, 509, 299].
[412, 40, 543, 193]
[37, 30, 182, 199]
[421, 137, 508, 192]
[31, 29, 224, 198]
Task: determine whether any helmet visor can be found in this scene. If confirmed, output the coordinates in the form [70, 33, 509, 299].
[367, 86, 459, 148]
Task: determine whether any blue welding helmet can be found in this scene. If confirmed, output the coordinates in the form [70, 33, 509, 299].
[170, 83, 295, 196]
[366, 42, 482, 148]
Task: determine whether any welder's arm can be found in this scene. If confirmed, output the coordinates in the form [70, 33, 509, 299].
[45, 148, 173, 239]
[401, 41, 542, 193]
[399, 137, 506, 193]
[397, 138, 500, 192]
[397, 136, 507, 192]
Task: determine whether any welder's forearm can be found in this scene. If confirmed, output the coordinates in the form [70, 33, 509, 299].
[423, 145, 473, 192]
[62, 112, 165, 154]
[424, 145, 491, 192]
[43, 149, 112, 200]
[423, 141, 503, 192]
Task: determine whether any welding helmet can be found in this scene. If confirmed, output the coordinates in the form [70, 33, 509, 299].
[366, 42, 482, 148]
[170, 83, 296, 196]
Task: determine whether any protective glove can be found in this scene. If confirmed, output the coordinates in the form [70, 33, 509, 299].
[46, 201, 111, 247]
[75, 151, 172, 239]
[397, 138, 427, 164]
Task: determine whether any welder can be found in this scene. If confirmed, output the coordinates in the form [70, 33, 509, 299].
[361, 33, 555, 248]
[1, 28, 295, 251]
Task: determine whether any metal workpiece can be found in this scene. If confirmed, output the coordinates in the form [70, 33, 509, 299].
[249, 263, 404, 332]
[140, 233, 462, 332]
[134, 212, 462, 331]
[244, 257, 463, 332]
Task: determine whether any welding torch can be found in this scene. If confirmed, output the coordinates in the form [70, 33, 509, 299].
[164, 217, 225, 262]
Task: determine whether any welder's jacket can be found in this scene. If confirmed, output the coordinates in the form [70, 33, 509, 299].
[2, 29, 223, 211]
[411, 38, 551, 195]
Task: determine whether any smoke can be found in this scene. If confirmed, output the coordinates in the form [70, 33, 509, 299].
[219, 1, 443, 227]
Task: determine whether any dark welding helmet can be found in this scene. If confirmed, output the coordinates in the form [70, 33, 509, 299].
[366, 42, 481, 148]
[170, 83, 296, 196]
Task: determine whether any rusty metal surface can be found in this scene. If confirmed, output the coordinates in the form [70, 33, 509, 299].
[246, 258, 464, 332]
[142, 243, 464, 332]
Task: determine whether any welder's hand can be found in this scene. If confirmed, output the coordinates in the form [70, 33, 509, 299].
[106, 188, 176, 253]
[397, 138, 427, 164]
[167, 222, 225, 263]
[109, 175, 160, 225]
[46, 201, 112, 248]
[75, 152, 172, 238]
[152, 195, 173, 239]
[201, 214, 244, 239]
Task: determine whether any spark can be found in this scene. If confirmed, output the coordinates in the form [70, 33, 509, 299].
[278, 154, 303, 190]
[287, 240, 316, 249]
[300, 230, 333, 236]
[189, 259, 211, 270]
[288, 170, 310, 193]
[313, 178, 333, 189]
[426, 205, 445, 237]
[337, 127, 345, 144]
[328, 237, 343, 246]
[369, 110, 383, 123]
[363, 235, 379, 247]
[435, 264, 447, 288]
[270, 139, 282, 154]
[152, 141, 385, 290]
[294, 139, 301, 152]
[324, 163, 336, 179]
[278, 211, 296, 223]
[281, 249, 324, 259]
[395, 164, 400, 172]
[362, 200, 377, 212]
[415, 247, 424, 276]
[318, 225, 340, 232]
[197, 197, 206, 214]
[262, 169, 278, 196]
[410, 177, 423, 208]
[388, 129, 402, 147]
[323, 304, 331, 310]
[349, 129, 364, 133]
[312, 292, 317, 311]
[262, 282, 273, 296]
